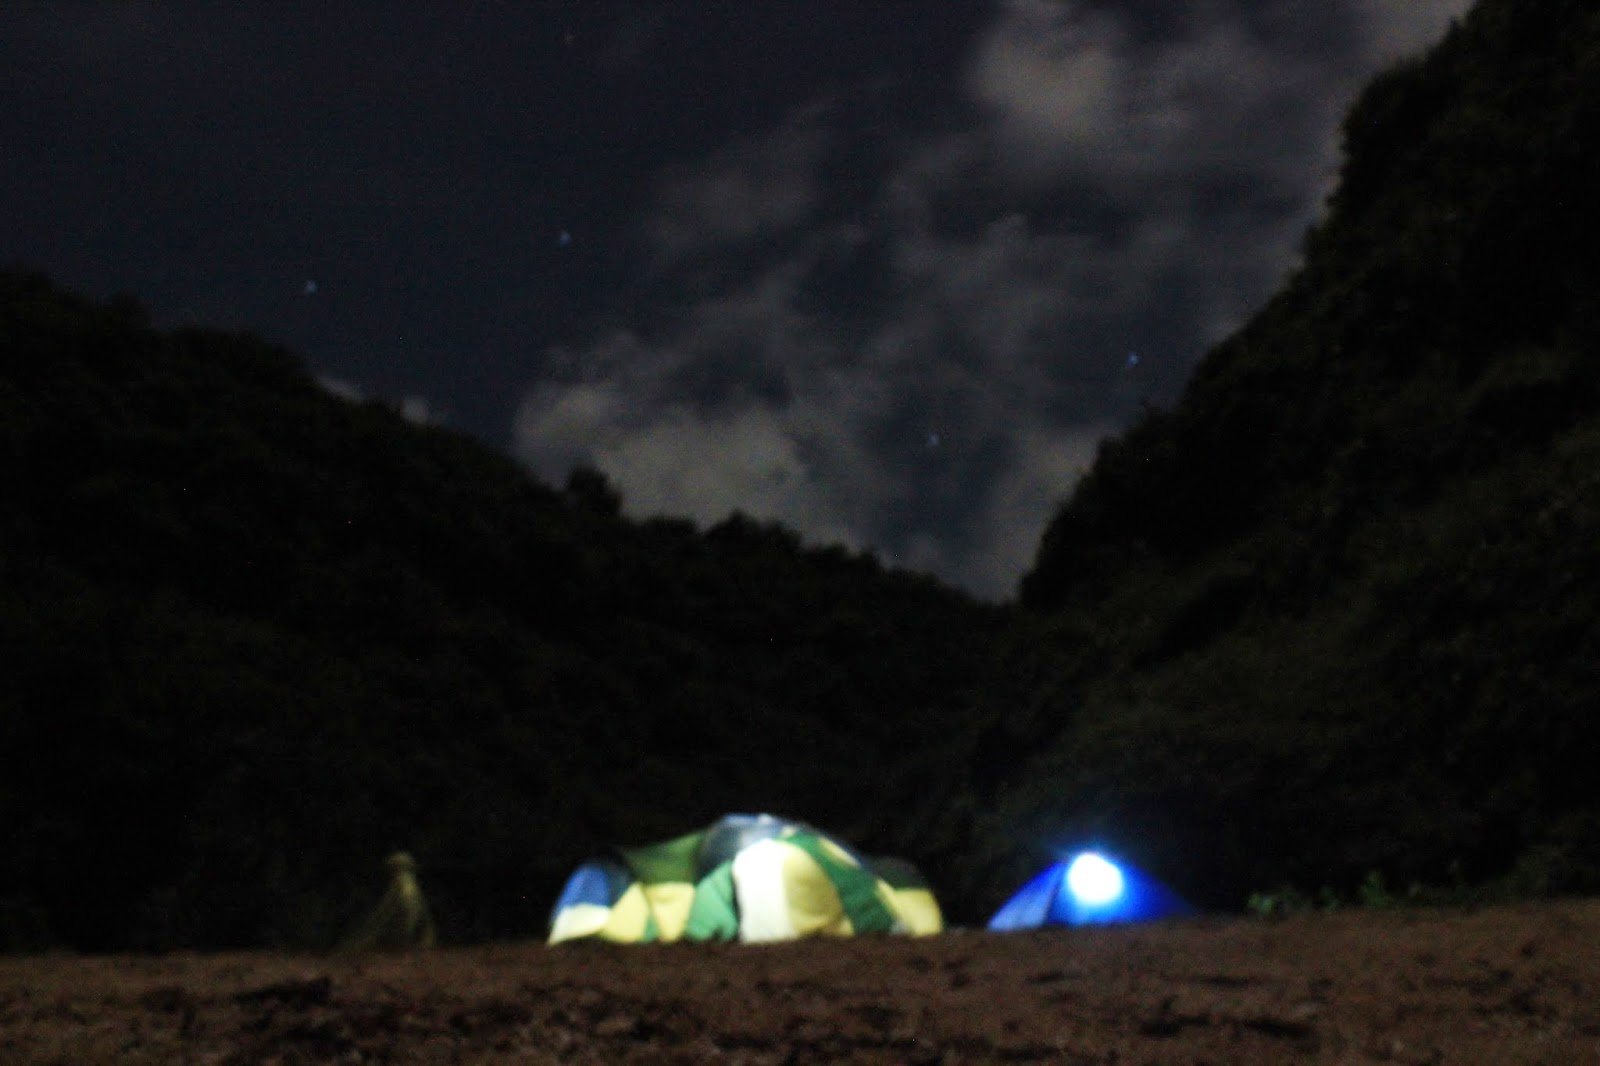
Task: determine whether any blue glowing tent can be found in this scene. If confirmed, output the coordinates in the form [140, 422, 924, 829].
[987, 851, 1193, 930]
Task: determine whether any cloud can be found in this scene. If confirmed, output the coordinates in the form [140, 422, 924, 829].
[1356, 0, 1469, 64]
[515, 175, 1121, 597]
[646, 108, 832, 268]
[513, 326, 887, 553]
[965, 423, 1115, 596]
[398, 396, 435, 426]
[954, 0, 1470, 341]
[319, 376, 364, 403]
[968, 0, 1335, 190]
[512, 0, 1471, 600]
[967, 0, 1469, 206]
[317, 375, 440, 426]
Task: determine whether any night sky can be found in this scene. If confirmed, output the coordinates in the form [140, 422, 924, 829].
[2, 1, 1469, 599]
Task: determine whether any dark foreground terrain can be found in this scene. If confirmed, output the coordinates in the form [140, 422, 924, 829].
[3, 900, 1599, 1064]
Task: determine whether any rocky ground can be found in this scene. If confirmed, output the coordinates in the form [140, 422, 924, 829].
[3, 900, 1600, 1063]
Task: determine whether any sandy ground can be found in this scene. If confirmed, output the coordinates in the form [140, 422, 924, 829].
[3, 900, 1600, 1064]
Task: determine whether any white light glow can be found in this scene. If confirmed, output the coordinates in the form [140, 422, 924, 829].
[1066, 852, 1125, 906]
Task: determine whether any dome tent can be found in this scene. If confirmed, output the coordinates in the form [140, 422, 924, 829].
[988, 850, 1192, 930]
[548, 813, 943, 944]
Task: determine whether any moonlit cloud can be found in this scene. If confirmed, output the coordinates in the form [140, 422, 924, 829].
[513, 0, 1470, 599]
[646, 108, 832, 269]
[514, 325, 891, 552]
[972, 2, 1338, 185]
[319, 376, 364, 403]
[965, 423, 1117, 600]
[398, 396, 435, 426]
[318, 375, 439, 426]
[515, 155, 1142, 597]
[1357, 0, 1469, 63]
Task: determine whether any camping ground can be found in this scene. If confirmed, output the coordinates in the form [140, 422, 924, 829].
[4, 898, 1599, 1063]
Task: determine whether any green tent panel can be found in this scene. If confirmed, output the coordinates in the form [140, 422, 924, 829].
[620, 830, 703, 885]
[683, 860, 740, 941]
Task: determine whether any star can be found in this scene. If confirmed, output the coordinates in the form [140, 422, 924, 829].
[303, 280, 318, 295]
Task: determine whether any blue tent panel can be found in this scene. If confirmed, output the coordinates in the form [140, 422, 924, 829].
[987, 863, 1067, 931]
[550, 858, 633, 916]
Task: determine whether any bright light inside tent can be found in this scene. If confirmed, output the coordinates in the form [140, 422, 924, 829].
[1065, 852, 1125, 907]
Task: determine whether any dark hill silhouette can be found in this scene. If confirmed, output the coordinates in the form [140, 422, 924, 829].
[0, 271, 1005, 950]
[1010, 0, 1600, 908]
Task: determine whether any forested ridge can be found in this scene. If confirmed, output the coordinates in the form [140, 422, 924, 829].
[1008, 0, 1600, 910]
[7, 0, 1600, 952]
[0, 273, 1008, 949]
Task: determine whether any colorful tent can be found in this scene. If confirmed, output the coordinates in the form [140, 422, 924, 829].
[988, 850, 1192, 930]
[548, 813, 943, 944]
